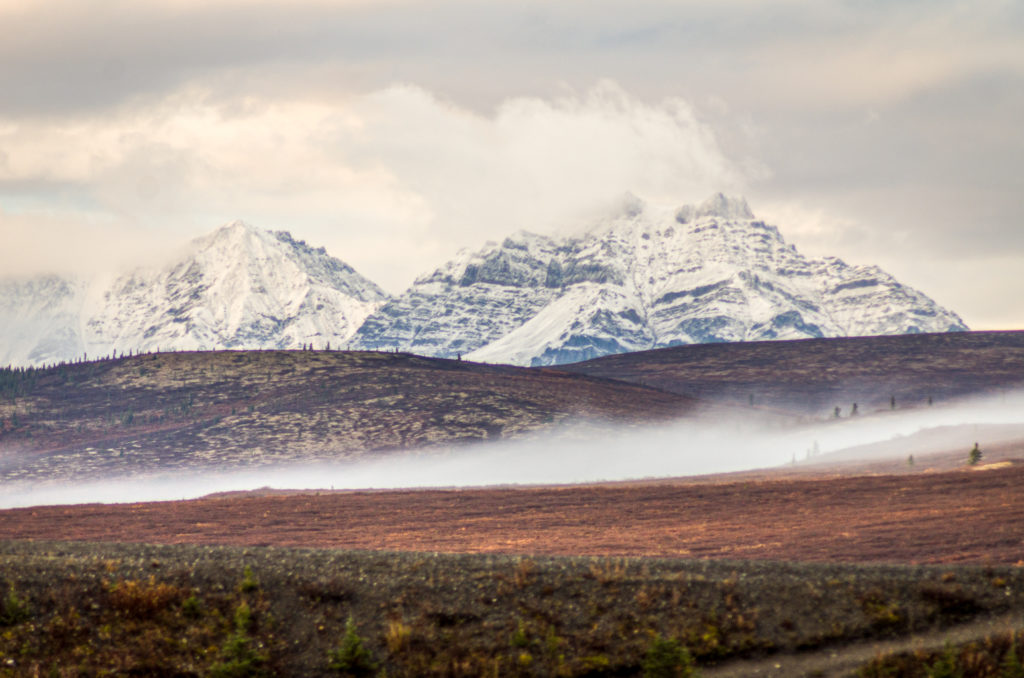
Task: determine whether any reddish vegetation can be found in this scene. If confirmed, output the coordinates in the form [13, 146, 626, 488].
[564, 329, 1024, 413]
[4, 448, 1022, 565]
[0, 350, 697, 484]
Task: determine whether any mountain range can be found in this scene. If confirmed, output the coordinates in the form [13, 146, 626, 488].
[0, 194, 967, 367]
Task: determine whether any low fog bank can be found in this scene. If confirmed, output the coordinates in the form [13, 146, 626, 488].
[3, 391, 1023, 510]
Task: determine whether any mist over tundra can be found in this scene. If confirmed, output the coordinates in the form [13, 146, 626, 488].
[3, 391, 1023, 510]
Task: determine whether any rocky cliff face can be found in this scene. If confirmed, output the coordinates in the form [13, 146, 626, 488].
[353, 194, 967, 365]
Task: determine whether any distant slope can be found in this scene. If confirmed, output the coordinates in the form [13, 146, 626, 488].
[0, 349, 696, 484]
[562, 330, 1024, 415]
[353, 193, 967, 365]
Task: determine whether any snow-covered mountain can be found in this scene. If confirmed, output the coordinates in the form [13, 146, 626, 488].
[1, 196, 968, 368]
[352, 193, 967, 365]
[0, 222, 388, 366]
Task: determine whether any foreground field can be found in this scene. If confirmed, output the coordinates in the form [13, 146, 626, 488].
[1, 539, 1023, 677]
[2, 450, 1023, 675]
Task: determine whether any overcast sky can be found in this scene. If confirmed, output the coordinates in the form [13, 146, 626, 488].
[1, 0, 1021, 329]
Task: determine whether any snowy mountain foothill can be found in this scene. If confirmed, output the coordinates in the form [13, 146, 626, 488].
[1, 195, 967, 368]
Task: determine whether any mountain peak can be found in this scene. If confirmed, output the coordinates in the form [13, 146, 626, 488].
[196, 220, 264, 251]
[618, 191, 646, 218]
[2, 195, 968, 369]
[696, 193, 754, 220]
[215, 220, 258, 235]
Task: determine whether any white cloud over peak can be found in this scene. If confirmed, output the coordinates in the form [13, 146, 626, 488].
[0, 81, 740, 292]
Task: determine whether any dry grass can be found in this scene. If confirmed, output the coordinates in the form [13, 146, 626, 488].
[3, 540, 1024, 676]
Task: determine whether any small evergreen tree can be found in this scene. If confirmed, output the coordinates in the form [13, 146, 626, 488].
[209, 602, 267, 678]
[328, 617, 377, 675]
[968, 443, 982, 466]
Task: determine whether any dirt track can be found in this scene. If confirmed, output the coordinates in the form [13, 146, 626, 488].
[4, 451, 1022, 565]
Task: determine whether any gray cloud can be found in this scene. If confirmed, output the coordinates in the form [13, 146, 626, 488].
[0, 0, 1021, 329]
[5, 1, 1019, 114]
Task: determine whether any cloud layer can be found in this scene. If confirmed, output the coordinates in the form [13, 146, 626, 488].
[0, 0, 1021, 328]
[0, 82, 740, 292]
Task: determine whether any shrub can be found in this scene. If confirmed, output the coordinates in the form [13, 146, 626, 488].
[510, 620, 529, 648]
[182, 594, 203, 619]
[0, 586, 30, 626]
[643, 634, 697, 678]
[588, 558, 628, 585]
[385, 620, 411, 654]
[513, 558, 536, 589]
[328, 617, 377, 676]
[108, 576, 182, 618]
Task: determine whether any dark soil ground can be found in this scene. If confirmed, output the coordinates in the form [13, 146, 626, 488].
[2, 539, 1024, 677]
